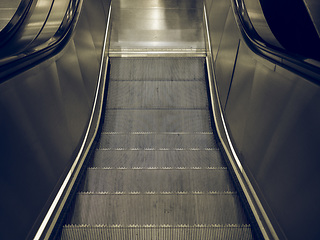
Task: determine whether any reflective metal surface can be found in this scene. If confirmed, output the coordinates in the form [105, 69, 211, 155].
[0, 0, 53, 56]
[205, 0, 320, 239]
[110, 0, 205, 55]
[27, 0, 70, 48]
[0, 0, 111, 239]
[0, 0, 20, 30]
[206, 0, 230, 61]
[244, 0, 283, 49]
[213, 7, 240, 109]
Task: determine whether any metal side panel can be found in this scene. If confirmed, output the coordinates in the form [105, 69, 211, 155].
[205, 0, 320, 239]
[0, 0, 111, 239]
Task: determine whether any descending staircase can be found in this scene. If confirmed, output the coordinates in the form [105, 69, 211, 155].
[60, 58, 254, 239]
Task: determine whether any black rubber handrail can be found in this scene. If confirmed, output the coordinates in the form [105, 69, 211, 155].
[233, 0, 320, 84]
[0, 0, 34, 47]
[0, 0, 82, 82]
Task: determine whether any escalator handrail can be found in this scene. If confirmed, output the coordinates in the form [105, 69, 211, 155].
[0, 0, 82, 82]
[0, 0, 34, 47]
[232, 0, 320, 84]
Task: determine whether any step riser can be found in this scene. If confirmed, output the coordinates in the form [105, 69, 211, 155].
[98, 134, 217, 149]
[70, 194, 248, 225]
[102, 109, 212, 133]
[91, 150, 225, 168]
[81, 169, 235, 192]
[109, 57, 205, 82]
[106, 81, 208, 109]
[61, 226, 253, 240]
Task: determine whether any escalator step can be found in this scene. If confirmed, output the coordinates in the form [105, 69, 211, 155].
[81, 168, 235, 192]
[61, 224, 253, 240]
[109, 58, 205, 82]
[102, 109, 212, 133]
[59, 57, 254, 239]
[97, 133, 218, 149]
[90, 149, 226, 168]
[106, 81, 208, 109]
[69, 193, 249, 225]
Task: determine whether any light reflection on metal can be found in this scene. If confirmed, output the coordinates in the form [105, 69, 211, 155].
[203, 4, 278, 240]
[34, 2, 113, 239]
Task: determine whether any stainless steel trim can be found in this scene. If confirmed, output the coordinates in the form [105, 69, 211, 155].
[34, 3, 112, 240]
[203, 4, 278, 240]
[109, 49, 206, 58]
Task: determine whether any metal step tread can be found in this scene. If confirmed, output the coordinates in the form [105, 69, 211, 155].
[80, 168, 235, 192]
[106, 80, 208, 109]
[102, 109, 212, 132]
[90, 149, 226, 168]
[109, 58, 205, 81]
[69, 193, 249, 225]
[61, 224, 253, 240]
[97, 133, 218, 149]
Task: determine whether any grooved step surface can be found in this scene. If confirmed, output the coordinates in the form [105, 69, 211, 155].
[97, 133, 218, 149]
[102, 109, 212, 132]
[109, 58, 205, 81]
[61, 57, 253, 239]
[112, 0, 203, 8]
[106, 81, 208, 109]
[90, 150, 226, 168]
[70, 193, 249, 225]
[61, 225, 253, 240]
[81, 169, 235, 192]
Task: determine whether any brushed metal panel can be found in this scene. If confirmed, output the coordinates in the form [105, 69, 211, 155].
[207, 0, 231, 61]
[55, 40, 92, 142]
[225, 42, 256, 152]
[240, 63, 295, 176]
[225, 44, 320, 239]
[245, 70, 320, 240]
[0, 0, 110, 238]
[72, 15, 101, 100]
[204, 0, 213, 15]
[81, 0, 110, 56]
[0, 63, 75, 240]
[214, 7, 240, 109]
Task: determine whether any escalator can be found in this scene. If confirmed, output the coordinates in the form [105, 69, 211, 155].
[60, 57, 254, 239]
[1, 0, 320, 239]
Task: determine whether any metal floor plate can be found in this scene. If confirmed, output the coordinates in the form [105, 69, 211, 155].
[109, 0, 205, 55]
